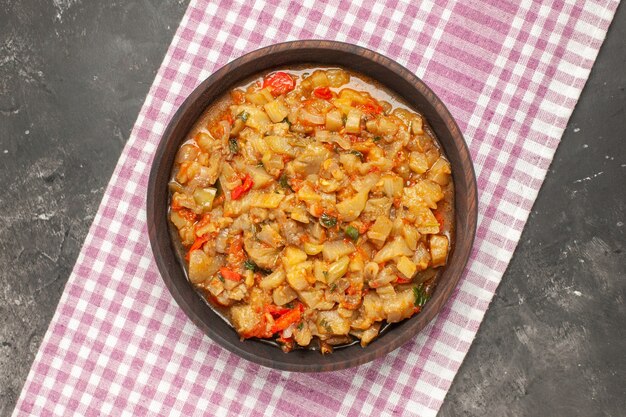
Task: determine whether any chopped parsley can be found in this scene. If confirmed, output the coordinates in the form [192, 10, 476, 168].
[344, 225, 359, 242]
[278, 173, 293, 191]
[297, 322, 304, 330]
[319, 318, 333, 333]
[413, 284, 430, 307]
[229, 138, 238, 154]
[244, 259, 271, 275]
[217, 272, 225, 283]
[350, 150, 364, 160]
[236, 110, 249, 122]
[320, 213, 337, 228]
[373, 136, 382, 142]
[329, 282, 337, 292]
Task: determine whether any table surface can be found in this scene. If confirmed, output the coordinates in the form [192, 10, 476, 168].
[1, 2, 624, 416]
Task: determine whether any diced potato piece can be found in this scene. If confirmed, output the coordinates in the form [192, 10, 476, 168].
[249, 192, 285, 209]
[409, 152, 429, 174]
[294, 322, 313, 346]
[325, 109, 343, 131]
[264, 99, 290, 123]
[326, 69, 350, 87]
[317, 310, 351, 335]
[257, 224, 284, 248]
[401, 224, 420, 251]
[286, 260, 312, 291]
[411, 115, 424, 135]
[345, 109, 362, 134]
[309, 70, 330, 88]
[413, 242, 431, 271]
[367, 216, 393, 242]
[332, 97, 353, 115]
[234, 105, 270, 131]
[188, 250, 219, 283]
[291, 206, 310, 223]
[322, 240, 355, 261]
[298, 289, 324, 309]
[246, 165, 273, 189]
[283, 246, 307, 268]
[230, 305, 262, 337]
[245, 88, 274, 105]
[377, 117, 398, 136]
[413, 206, 440, 234]
[427, 157, 452, 185]
[259, 269, 286, 290]
[265, 135, 297, 156]
[361, 197, 392, 221]
[383, 288, 415, 323]
[272, 285, 298, 306]
[297, 182, 322, 202]
[303, 241, 323, 255]
[382, 175, 404, 198]
[396, 256, 417, 279]
[327, 256, 350, 283]
[351, 322, 381, 347]
[339, 88, 368, 105]
[402, 180, 444, 210]
[373, 236, 414, 263]
[430, 235, 449, 267]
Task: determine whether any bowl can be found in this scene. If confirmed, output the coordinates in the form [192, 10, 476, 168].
[147, 40, 477, 372]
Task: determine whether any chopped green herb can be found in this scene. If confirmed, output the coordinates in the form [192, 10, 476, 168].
[217, 272, 225, 283]
[373, 136, 382, 142]
[244, 259, 271, 275]
[244, 259, 257, 271]
[344, 225, 359, 241]
[342, 114, 348, 125]
[302, 72, 310, 78]
[320, 213, 337, 228]
[329, 282, 337, 292]
[297, 322, 304, 330]
[229, 138, 239, 154]
[281, 117, 292, 126]
[319, 318, 333, 333]
[278, 173, 293, 191]
[237, 110, 249, 122]
[349, 150, 364, 160]
[413, 284, 430, 307]
[285, 302, 295, 309]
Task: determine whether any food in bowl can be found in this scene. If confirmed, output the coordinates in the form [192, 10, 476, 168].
[168, 67, 454, 353]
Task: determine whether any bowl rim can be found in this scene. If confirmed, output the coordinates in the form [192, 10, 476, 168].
[147, 40, 478, 372]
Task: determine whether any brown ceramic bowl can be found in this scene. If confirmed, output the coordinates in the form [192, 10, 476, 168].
[147, 40, 477, 372]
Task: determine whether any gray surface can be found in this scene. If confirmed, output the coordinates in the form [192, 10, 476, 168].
[0, 1, 624, 416]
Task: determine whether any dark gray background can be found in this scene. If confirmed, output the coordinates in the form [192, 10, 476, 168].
[1, 1, 624, 416]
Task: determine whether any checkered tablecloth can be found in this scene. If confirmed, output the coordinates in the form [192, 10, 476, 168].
[13, 0, 619, 416]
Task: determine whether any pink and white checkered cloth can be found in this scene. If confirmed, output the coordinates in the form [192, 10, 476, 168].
[13, 0, 619, 416]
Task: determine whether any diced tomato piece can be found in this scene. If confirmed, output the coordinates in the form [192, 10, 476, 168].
[219, 267, 242, 282]
[185, 235, 209, 260]
[231, 174, 254, 200]
[263, 71, 295, 96]
[313, 87, 333, 100]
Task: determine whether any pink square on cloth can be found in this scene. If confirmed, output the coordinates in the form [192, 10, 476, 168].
[13, 0, 618, 416]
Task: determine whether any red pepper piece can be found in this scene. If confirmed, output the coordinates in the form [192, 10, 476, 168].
[231, 174, 254, 200]
[219, 267, 243, 282]
[313, 87, 333, 100]
[185, 235, 209, 260]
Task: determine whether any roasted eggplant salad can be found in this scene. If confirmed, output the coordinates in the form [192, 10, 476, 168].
[168, 67, 454, 353]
